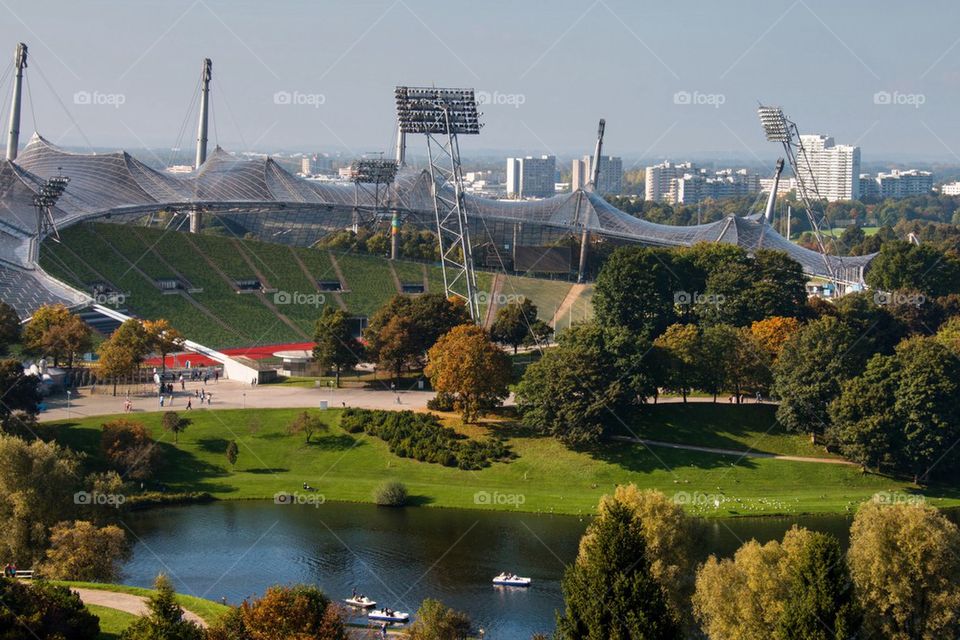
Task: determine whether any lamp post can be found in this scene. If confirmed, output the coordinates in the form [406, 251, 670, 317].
[66, 389, 71, 418]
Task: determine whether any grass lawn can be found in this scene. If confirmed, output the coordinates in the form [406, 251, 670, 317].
[87, 604, 137, 639]
[57, 581, 230, 624]
[48, 406, 960, 518]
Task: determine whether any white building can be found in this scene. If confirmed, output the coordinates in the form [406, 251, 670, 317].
[941, 181, 960, 196]
[506, 155, 556, 198]
[795, 135, 861, 202]
[300, 157, 313, 176]
[760, 176, 799, 195]
[645, 161, 695, 203]
[674, 168, 760, 205]
[876, 169, 932, 198]
[571, 155, 623, 194]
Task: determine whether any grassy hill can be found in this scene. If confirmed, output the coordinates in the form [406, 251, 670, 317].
[39, 222, 591, 348]
[48, 404, 960, 517]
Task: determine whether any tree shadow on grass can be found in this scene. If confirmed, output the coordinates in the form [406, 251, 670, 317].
[405, 494, 434, 507]
[583, 438, 760, 474]
[196, 437, 230, 453]
[244, 467, 289, 474]
[305, 434, 363, 451]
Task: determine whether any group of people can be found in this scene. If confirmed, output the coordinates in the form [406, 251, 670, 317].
[123, 398, 134, 412]
[2, 563, 18, 578]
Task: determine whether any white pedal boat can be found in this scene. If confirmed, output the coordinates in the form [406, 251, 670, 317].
[344, 595, 376, 608]
[368, 609, 410, 623]
[492, 572, 531, 587]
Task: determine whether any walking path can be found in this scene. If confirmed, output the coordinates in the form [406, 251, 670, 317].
[611, 435, 855, 465]
[70, 587, 207, 627]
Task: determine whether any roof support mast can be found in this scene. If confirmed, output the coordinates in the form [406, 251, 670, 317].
[577, 118, 605, 283]
[6, 43, 27, 161]
[195, 58, 212, 169]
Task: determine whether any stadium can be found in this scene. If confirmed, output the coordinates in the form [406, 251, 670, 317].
[0, 46, 874, 364]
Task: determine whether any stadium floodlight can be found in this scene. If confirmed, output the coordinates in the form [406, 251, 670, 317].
[757, 105, 791, 142]
[31, 173, 70, 259]
[395, 86, 482, 135]
[350, 158, 398, 184]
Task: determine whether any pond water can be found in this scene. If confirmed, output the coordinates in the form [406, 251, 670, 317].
[121, 501, 856, 639]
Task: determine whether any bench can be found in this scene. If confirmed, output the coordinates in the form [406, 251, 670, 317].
[14, 570, 33, 579]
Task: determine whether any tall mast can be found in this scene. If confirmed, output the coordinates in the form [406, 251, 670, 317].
[590, 118, 605, 186]
[195, 58, 212, 169]
[6, 43, 27, 161]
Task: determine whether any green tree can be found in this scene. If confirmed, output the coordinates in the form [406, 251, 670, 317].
[848, 500, 960, 640]
[593, 246, 686, 339]
[97, 319, 151, 395]
[773, 316, 869, 436]
[287, 411, 329, 444]
[425, 324, 512, 422]
[490, 299, 541, 353]
[556, 498, 680, 639]
[312, 307, 361, 387]
[0, 579, 100, 640]
[226, 440, 239, 469]
[121, 574, 204, 640]
[865, 240, 960, 297]
[22, 303, 92, 369]
[652, 324, 700, 402]
[143, 319, 185, 377]
[162, 411, 189, 444]
[0, 359, 40, 428]
[406, 599, 472, 640]
[0, 301, 20, 355]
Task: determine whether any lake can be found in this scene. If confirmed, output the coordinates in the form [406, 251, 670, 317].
[120, 501, 855, 639]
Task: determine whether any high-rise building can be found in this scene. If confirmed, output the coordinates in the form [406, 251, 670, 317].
[940, 181, 960, 196]
[875, 169, 932, 198]
[645, 161, 696, 203]
[505, 155, 556, 198]
[675, 168, 760, 204]
[794, 135, 861, 202]
[572, 155, 623, 194]
[300, 156, 313, 175]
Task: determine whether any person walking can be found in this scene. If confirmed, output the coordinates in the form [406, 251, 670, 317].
[186, 398, 192, 411]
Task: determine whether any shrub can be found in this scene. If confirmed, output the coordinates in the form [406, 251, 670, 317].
[374, 481, 408, 507]
[426, 392, 456, 412]
[238, 584, 345, 640]
[100, 419, 161, 480]
[0, 578, 100, 639]
[339, 408, 512, 470]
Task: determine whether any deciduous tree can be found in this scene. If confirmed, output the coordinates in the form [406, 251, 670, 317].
[0, 301, 20, 355]
[100, 419, 161, 480]
[312, 307, 361, 387]
[425, 325, 511, 422]
[143, 319, 185, 377]
[40, 520, 130, 582]
[287, 411, 329, 444]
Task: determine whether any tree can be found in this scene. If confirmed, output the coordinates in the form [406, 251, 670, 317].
[162, 411, 189, 444]
[750, 316, 801, 364]
[490, 299, 541, 354]
[773, 316, 869, 436]
[425, 325, 512, 422]
[0, 359, 40, 426]
[238, 584, 345, 640]
[98, 319, 151, 395]
[516, 323, 647, 445]
[287, 411, 329, 444]
[652, 323, 699, 402]
[0, 579, 100, 640]
[0, 300, 20, 355]
[556, 498, 680, 639]
[22, 303, 91, 369]
[121, 574, 204, 640]
[143, 319, 185, 377]
[593, 246, 685, 339]
[694, 526, 856, 640]
[848, 500, 960, 640]
[40, 520, 130, 582]
[865, 240, 960, 297]
[312, 307, 361, 387]
[226, 440, 239, 469]
[407, 599, 472, 640]
[101, 419, 161, 480]
[0, 434, 83, 565]
[578, 487, 702, 633]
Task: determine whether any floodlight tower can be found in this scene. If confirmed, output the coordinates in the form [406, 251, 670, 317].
[6, 43, 27, 161]
[31, 172, 69, 261]
[350, 158, 399, 254]
[757, 105, 836, 281]
[395, 86, 482, 320]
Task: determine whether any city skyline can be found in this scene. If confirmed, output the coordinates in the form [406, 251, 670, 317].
[0, 1, 958, 164]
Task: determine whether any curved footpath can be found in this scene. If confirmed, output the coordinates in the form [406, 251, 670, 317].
[611, 435, 856, 465]
[70, 587, 207, 627]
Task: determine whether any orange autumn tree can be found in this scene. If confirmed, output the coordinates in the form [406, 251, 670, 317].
[750, 316, 801, 364]
[425, 324, 512, 423]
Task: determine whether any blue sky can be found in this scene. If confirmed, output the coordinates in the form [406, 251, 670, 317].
[1, 0, 959, 163]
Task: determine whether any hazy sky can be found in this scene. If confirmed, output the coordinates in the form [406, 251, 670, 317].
[1, 0, 959, 164]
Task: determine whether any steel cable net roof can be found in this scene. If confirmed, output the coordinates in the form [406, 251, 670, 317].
[0, 132, 873, 315]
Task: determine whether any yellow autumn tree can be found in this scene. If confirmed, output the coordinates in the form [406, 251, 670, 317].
[425, 324, 511, 422]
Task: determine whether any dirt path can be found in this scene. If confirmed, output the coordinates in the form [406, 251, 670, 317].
[550, 283, 586, 329]
[71, 587, 207, 627]
[611, 435, 855, 465]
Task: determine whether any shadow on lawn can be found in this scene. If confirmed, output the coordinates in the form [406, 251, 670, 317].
[305, 433, 362, 450]
[585, 435, 760, 473]
[197, 437, 230, 453]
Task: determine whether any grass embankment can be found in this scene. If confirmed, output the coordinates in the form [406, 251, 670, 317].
[87, 603, 137, 639]
[49, 405, 960, 518]
[57, 580, 230, 624]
